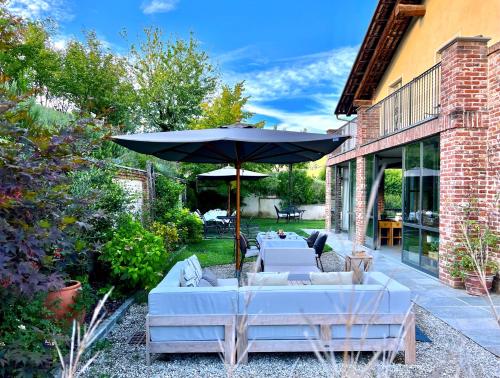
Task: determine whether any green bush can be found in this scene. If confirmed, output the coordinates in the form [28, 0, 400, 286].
[100, 216, 167, 291]
[0, 290, 65, 377]
[165, 208, 203, 244]
[154, 175, 184, 224]
[150, 221, 180, 252]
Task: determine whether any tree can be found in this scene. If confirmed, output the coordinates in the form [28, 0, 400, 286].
[190, 81, 261, 129]
[52, 31, 135, 126]
[0, 5, 60, 94]
[132, 28, 218, 131]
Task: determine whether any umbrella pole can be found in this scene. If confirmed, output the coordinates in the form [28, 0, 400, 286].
[227, 181, 231, 215]
[235, 163, 241, 273]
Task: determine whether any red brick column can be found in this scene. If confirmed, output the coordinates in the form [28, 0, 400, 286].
[354, 156, 366, 246]
[325, 165, 332, 231]
[487, 42, 500, 277]
[438, 37, 490, 287]
[352, 103, 378, 247]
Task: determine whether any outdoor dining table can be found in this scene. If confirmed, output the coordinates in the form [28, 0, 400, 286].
[256, 231, 308, 260]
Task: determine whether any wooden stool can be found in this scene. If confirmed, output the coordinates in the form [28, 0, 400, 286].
[345, 253, 373, 283]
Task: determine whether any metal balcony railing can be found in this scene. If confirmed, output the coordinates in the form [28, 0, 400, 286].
[331, 117, 357, 156]
[367, 63, 441, 137]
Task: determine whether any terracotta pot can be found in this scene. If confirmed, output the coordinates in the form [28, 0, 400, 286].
[463, 272, 494, 296]
[45, 280, 85, 323]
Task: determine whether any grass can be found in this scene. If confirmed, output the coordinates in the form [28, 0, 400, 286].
[168, 217, 330, 268]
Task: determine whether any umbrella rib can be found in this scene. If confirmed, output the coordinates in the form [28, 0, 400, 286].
[243, 143, 277, 161]
[203, 142, 233, 162]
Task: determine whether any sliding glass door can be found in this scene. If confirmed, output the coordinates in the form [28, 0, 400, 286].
[402, 137, 440, 276]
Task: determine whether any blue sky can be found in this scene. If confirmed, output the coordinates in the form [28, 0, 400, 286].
[7, 0, 377, 132]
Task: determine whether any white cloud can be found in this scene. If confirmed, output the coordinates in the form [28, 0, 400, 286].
[224, 46, 357, 102]
[246, 103, 346, 133]
[142, 0, 179, 14]
[6, 0, 73, 21]
[221, 46, 358, 132]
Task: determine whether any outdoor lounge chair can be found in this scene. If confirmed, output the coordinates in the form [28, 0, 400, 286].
[313, 233, 328, 271]
[274, 205, 289, 223]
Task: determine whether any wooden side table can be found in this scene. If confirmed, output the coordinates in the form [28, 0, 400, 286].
[345, 254, 373, 283]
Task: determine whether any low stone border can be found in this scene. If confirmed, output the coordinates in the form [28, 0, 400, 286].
[88, 296, 135, 352]
[52, 296, 135, 377]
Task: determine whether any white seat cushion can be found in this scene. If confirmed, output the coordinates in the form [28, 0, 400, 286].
[217, 278, 238, 287]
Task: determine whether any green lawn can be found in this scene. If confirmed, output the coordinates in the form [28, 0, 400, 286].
[167, 217, 330, 269]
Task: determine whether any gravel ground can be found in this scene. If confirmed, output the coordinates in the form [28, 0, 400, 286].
[81, 261, 500, 378]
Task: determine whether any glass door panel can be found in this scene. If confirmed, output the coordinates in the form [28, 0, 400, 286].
[422, 138, 440, 228]
[402, 227, 420, 266]
[402, 137, 440, 277]
[348, 160, 356, 241]
[421, 230, 439, 275]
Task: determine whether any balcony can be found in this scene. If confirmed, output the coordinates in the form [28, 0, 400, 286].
[331, 117, 357, 156]
[367, 63, 441, 138]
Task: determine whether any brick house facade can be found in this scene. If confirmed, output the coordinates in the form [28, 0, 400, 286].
[326, 0, 499, 287]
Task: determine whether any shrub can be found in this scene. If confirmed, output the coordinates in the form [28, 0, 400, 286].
[0, 289, 65, 377]
[165, 208, 203, 244]
[154, 175, 184, 224]
[150, 221, 180, 252]
[100, 216, 167, 291]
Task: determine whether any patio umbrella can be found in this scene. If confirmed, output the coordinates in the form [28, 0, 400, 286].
[197, 165, 269, 214]
[112, 123, 349, 273]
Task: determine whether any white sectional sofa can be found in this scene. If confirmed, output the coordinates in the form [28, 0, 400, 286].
[146, 258, 415, 365]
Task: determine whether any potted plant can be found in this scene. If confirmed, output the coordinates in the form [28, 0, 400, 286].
[450, 220, 499, 296]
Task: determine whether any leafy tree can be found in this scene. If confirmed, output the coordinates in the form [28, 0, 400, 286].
[384, 169, 402, 210]
[52, 31, 135, 126]
[0, 6, 60, 94]
[131, 28, 218, 131]
[190, 81, 260, 129]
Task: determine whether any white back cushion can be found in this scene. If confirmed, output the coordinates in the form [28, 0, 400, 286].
[247, 272, 289, 286]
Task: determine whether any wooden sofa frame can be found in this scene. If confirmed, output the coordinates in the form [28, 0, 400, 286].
[236, 311, 416, 365]
[146, 314, 236, 365]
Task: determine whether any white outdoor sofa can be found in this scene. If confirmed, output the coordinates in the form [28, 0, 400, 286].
[146, 259, 415, 365]
[262, 248, 320, 280]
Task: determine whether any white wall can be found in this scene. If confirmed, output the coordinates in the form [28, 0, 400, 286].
[242, 195, 325, 220]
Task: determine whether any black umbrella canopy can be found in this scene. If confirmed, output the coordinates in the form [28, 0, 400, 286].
[112, 123, 349, 165]
[112, 123, 349, 274]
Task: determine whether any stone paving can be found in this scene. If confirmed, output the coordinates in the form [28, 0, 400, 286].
[304, 229, 500, 357]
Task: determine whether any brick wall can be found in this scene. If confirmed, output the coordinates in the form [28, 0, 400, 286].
[438, 37, 491, 287]
[354, 156, 367, 246]
[114, 166, 150, 219]
[324, 165, 332, 231]
[333, 166, 342, 233]
[487, 42, 500, 273]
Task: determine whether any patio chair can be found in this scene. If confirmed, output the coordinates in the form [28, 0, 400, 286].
[303, 230, 320, 248]
[274, 205, 289, 223]
[313, 233, 328, 271]
[240, 233, 259, 258]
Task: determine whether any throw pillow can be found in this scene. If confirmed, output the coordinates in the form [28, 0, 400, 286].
[202, 268, 218, 287]
[247, 272, 289, 286]
[187, 255, 202, 281]
[310, 271, 353, 285]
[198, 278, 213, 287]
[180, 262, 199, 287]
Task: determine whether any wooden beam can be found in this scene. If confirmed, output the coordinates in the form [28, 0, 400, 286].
[395, 4, 426, 18]
[353, 99, 373, 108]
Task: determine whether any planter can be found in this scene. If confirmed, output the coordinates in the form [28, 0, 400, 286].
[463, 272, 494, 296]
[45, 280, 84, 323]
